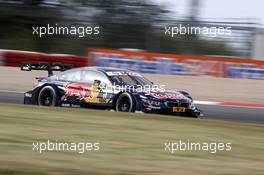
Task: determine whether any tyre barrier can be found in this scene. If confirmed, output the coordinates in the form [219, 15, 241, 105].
[0, 49, 90, 68]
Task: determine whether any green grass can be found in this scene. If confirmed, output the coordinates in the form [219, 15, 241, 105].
[0, 103, 263, 175]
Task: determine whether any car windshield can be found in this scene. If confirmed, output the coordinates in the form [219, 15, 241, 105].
[108, 72, 153, 86]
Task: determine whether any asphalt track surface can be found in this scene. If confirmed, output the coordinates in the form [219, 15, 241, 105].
[0, 91, 263, 124]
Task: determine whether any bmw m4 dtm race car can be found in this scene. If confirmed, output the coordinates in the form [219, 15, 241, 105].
[21, 63, 202, 118]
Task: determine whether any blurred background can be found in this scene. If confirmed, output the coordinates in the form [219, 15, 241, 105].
[0, 0, 263, 59]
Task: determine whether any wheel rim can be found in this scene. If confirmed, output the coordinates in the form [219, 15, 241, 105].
[118, 97, 131, 112]
[40, 90, 54, 106]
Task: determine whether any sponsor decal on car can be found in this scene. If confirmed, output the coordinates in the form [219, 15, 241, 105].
[63, 83, 93, 101]
[148, 92, 184, 100]
[63, 83, 111, 104]
[106, 71, 143, 77]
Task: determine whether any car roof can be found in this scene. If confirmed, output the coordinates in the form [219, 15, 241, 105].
[74, 66, 132, 73]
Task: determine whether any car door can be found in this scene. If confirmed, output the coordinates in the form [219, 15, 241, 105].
[80, 70, 114, 106]
[58, 69, 89, 102]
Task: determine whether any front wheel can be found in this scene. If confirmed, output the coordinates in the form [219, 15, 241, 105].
[187, 109, 203, 118]
[38, 86, 57, 106]
[116, 93, 136, 112]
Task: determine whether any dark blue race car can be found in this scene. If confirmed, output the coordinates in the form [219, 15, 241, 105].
[21, 63, 202, 118]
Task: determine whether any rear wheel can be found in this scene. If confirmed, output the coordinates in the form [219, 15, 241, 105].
[116, 93, 136, 112]
[38, 86, 57, 106]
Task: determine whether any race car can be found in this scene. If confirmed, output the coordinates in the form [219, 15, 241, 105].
[21, 63, 202, 118]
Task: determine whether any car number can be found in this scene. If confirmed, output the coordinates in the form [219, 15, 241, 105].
[173, 107, 185, 112]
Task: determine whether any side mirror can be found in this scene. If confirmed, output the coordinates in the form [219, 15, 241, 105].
[21, 63, 32, 71]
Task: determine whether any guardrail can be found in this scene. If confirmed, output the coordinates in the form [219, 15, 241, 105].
[227, 67, 264, 80]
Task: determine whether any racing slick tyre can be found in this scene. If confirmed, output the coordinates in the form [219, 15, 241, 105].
[186, 109, 203, 119]
[116, 92, 136, 112]
[38, 86, 57, 106]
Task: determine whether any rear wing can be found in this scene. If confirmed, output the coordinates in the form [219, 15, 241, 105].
[21, 62, 73, 77]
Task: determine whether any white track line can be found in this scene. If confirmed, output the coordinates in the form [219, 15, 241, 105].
[193, 100, 220, 105]
[0, 90, 24, 94]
